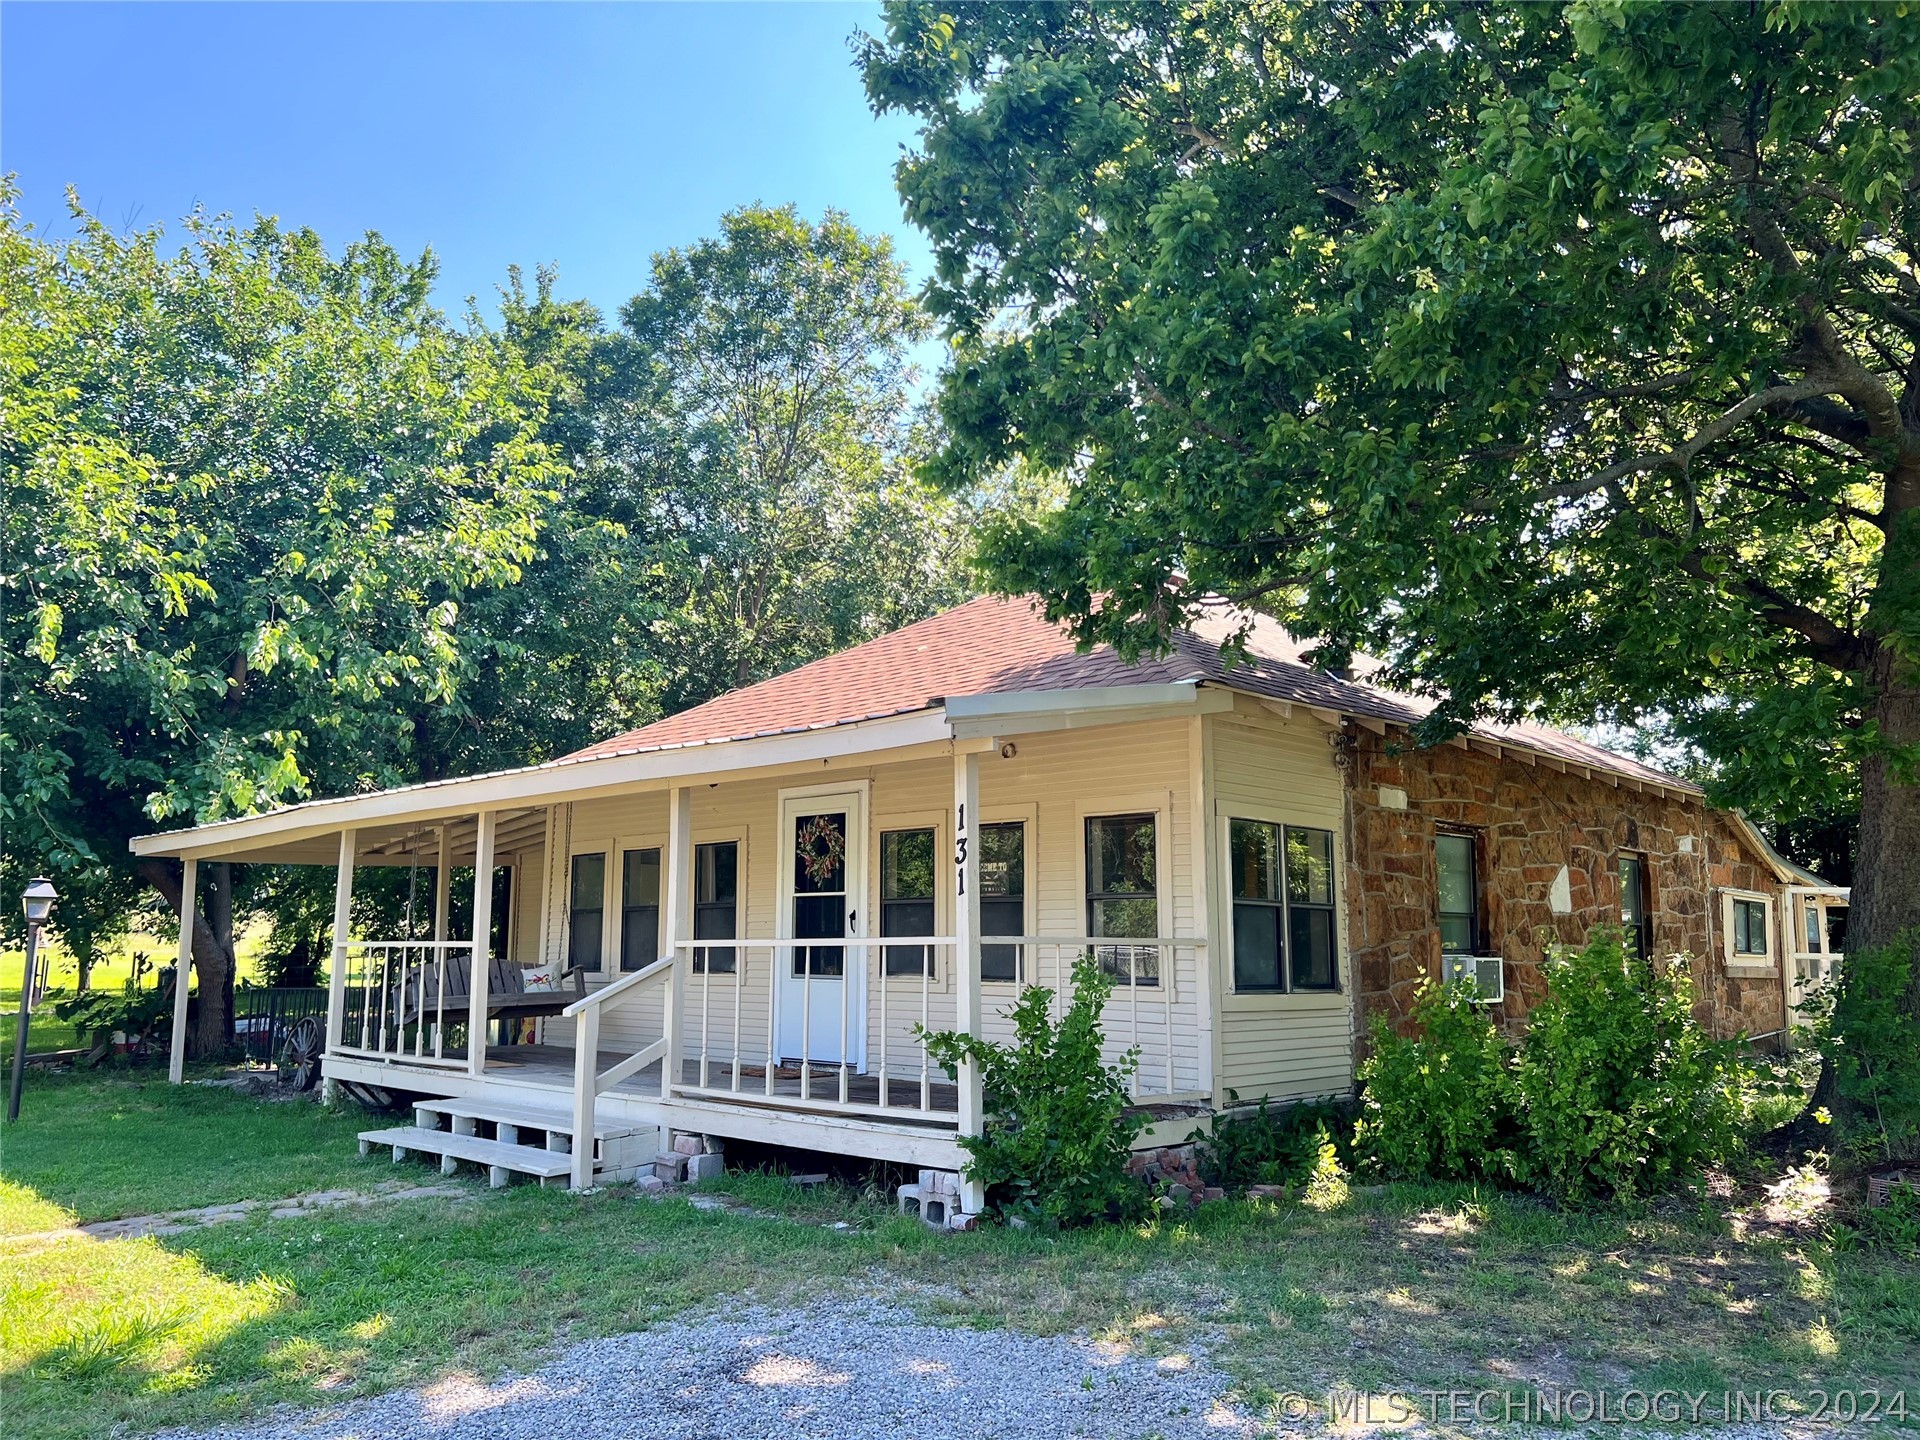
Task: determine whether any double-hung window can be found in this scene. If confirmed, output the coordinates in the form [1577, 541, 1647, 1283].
[619, 848, 662, 973]
[1228, 819, 1338, 992]
[1732, 896, 1770, 957]
[979, 822, 1027, 982]
[880, 827, 937, 977]
[1436, 833, 1480, 955]
[1086, 814, 1159, 986]
[692, 841, 738, 974]
[568, 853, 606, 972]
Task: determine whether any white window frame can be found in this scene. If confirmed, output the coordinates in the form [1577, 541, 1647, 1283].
[1721, 888, 1778, 971]
[980, 802, 1039, 987]
[689, 827, 748, 977]
[565, 844, 614, 979]
[871, 807, 951, 992]
[1213, 799, 1347, 1006]
[1077, 793, 1175, 999]
[612, 833, 666, 978]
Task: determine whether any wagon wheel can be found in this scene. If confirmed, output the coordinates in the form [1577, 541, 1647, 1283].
[279, 1015, 324, 1091]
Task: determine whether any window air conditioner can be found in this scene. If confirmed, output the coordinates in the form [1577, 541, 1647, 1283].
[1443, 952, 1505, 1003]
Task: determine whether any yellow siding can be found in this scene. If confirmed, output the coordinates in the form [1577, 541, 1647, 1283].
[1206, 699, 1356, 1104]
[536, 717, 1209, 1096]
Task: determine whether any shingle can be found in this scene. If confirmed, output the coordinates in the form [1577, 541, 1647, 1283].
[562, 595, 1695, 793]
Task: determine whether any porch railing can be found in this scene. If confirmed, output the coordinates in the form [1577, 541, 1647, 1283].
[330, 940, 476, 1070]
[561, 933, 1207, 1150]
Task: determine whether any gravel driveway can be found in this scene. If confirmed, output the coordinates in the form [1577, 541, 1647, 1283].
[165, 1297, 1256, 1440]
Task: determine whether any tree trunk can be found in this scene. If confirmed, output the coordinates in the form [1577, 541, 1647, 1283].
[1849, 654, 1920, 959]
[137, 858, 237, 1058]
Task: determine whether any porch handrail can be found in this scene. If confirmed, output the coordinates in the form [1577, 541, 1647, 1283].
[568, 951, 678, 1187]
[560, 951, 673, 1019]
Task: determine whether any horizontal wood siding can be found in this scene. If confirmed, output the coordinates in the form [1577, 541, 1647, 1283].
[1207, 700, 1356, 1104]
[538, 717, 1208, 1095]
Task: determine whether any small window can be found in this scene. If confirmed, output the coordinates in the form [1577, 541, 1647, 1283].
[620, 848, 661, 973]
[568, 853, 606, 972]
[693, 841, 738, 974]
[980, 822, 1027, 982]
[1619, 852, 1651, 961]
[880, 827, 937, 977]
[1087, 814, 1159, 986]
[1733, 897, 1769, 956]
[1436, 833, 1479, 955]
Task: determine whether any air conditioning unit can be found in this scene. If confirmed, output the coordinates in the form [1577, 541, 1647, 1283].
[1443, 953, 1505, 1003]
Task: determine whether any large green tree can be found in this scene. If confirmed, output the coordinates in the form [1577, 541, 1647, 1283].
[596, 205, 972, 708]
[862, 2, 1920, 959]
[2, 190, 561, 1046]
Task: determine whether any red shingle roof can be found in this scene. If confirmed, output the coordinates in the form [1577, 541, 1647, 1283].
[561, 596, 1695, 793]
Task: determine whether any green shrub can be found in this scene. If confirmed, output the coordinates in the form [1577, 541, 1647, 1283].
[1191, 1093, 1356, 1190]
[1509, 930, 1743, 1204]
[1354, 976, 1515, 1182]
[920, 955, 1148, 1228]
[1807, 932, 1920, 1163]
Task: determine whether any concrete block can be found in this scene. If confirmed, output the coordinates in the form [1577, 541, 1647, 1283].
[685, 1152, 724, 1182]
[654, 1153, 688, 1183]
[672, 1133, 705, 1156]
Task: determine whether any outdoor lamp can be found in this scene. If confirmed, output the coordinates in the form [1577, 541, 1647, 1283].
[9, 876, 58, 1123]
[22, 877, 57, 929]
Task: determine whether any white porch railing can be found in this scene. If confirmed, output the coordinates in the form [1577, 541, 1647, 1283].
[329, 939, 476, 1071]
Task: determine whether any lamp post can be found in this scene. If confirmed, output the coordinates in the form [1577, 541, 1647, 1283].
[7, 877, 58, 1124]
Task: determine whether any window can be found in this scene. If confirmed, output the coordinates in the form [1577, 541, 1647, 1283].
[567, 853, 606, 972]
[791, 811, 847, 977]
[1229, 819, 1338, 992]
[1732, 897, 1769, 956]
[619, 848, 661, 972]
[980, 822, 1027, 982]
[693, 841, 738, 974]
[1619, 852, 1651, 961]
[1286, 827, 1338, 990]
[1086, 814, 1159, 986]
[1435, 833, 1479, 954]
[880, 827, 936, 977]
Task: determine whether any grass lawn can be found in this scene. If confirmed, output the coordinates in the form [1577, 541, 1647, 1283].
[2, 927, 274, 1059]
[2, 1072, 1916, 1440]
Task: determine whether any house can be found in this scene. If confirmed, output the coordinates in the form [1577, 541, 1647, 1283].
[132, 595, 1846, 1204]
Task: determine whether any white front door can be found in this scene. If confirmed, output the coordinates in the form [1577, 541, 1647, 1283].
[776, 787, 867, 1066]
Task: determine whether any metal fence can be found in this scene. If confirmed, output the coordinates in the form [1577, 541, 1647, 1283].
[232, 986, 329, 1065]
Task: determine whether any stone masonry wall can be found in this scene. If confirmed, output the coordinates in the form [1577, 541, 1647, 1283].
[1343, 729, 1787, 1053]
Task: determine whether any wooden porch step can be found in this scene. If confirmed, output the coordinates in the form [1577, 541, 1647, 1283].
[413, 1094, 650, 1141]
[358, 1125, 575, 1188]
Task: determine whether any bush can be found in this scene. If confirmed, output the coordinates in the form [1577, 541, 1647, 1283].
[1509, 930, 1743, 1204]
[920, 955, 1148, 1228]
[1354, 976, 1515, 1182]
[1807, 932, 1920, 1163]
[1191, 1093, 1357, 1190]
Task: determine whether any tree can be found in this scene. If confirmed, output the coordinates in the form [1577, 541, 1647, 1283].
[861, 2, 1920, 966]
[598, 205, 973, 709]
[2, 188, 561, 1049]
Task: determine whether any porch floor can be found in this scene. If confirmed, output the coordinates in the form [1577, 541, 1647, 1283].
[478, 1044, 961, 1116]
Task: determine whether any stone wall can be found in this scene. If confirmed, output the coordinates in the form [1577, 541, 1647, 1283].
[1342, 729, 1788, 1052]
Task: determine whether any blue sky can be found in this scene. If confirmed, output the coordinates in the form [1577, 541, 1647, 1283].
[1, 2, 929, 324]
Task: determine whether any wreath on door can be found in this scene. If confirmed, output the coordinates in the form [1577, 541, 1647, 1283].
[795, 814, 847, 887]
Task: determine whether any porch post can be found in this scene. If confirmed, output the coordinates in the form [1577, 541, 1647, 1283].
[323, 830, 356, 1104]
[661, 785, 693, 1099]
[166, 858, 199, 1084]
[467, 811, 496, 1077]
[953, 750, 985, 1213]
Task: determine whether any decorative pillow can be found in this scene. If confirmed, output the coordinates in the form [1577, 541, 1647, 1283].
[520, 967, 560, 994]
